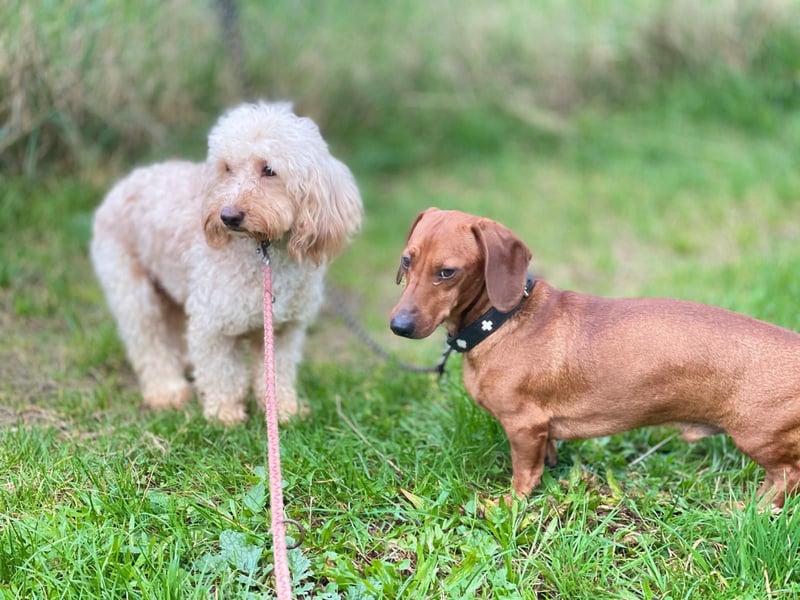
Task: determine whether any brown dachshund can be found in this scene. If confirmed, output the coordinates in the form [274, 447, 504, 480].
[390, 208, 800, 508]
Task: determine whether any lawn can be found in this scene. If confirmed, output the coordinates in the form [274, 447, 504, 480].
[3, 2, 800, 599]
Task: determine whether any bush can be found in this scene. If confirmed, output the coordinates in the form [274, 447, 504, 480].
[2, 0, 799, 177]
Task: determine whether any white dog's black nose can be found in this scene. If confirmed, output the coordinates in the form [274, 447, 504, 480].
[220, 205, 245, 229]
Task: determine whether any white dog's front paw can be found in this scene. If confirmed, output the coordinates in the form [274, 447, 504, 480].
[143, 381, 192, 411]
[277, 398, 310, 423]
[206, 402, 248, 426]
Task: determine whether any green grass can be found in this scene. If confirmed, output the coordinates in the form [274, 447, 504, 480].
[4, 2, 800, 598]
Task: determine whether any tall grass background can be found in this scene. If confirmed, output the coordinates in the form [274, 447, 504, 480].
[3, 0, 799, 176]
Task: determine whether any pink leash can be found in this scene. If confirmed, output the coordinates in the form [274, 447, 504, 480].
[259, 241, 293, 599]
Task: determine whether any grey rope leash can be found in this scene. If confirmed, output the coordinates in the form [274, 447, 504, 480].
[325, 283, 452, 377]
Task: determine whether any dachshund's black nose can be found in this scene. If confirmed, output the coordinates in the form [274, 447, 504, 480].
[220, 205, 245, 229]
[390, 313, 416, 338]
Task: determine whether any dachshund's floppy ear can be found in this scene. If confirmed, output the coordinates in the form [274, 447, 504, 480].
[471, 219, 532, 312]
[288, 156, 363, 264]
[395, 207, 439, 284]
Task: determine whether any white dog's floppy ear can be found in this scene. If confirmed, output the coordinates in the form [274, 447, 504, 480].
[288, 156, 362, 264]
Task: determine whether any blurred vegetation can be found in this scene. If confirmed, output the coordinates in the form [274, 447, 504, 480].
[2, 0, 800, 177]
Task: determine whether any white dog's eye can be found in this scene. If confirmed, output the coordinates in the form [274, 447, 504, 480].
[224, 163, 231, 173]
[262, 165, 276, 177]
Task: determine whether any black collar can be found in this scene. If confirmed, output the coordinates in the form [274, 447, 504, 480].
[445, 276, 535, 354]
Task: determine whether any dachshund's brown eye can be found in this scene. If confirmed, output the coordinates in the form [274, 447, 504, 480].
[396, 256, 411, 285]
[262, 165, 276, 177]
[437, 268, 456, 280]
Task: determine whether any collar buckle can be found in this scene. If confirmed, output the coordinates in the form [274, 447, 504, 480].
[445, 275, 535, 355]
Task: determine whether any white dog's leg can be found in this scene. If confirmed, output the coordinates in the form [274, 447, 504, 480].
[188, 324, 250, 425]
[91, 237, 191, 410]
[252, 322, 308, 422]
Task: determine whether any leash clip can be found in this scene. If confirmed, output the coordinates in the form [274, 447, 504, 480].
[523, 274, 535, 298]
[435, 343, 454, 381]
[257, 239, 272, 265]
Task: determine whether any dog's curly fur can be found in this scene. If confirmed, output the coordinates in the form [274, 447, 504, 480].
[91, 101, 362, 424]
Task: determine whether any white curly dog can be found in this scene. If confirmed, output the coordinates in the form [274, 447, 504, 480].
[91, 101, 362, 424]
